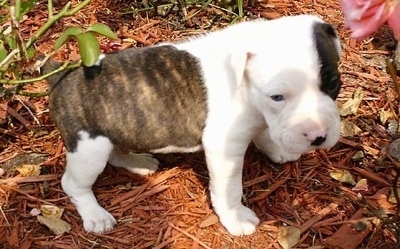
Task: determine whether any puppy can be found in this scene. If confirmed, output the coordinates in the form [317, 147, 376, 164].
[46, 15, 342, 236]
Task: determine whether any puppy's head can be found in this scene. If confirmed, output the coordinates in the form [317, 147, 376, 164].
[237, 15, 342, 155]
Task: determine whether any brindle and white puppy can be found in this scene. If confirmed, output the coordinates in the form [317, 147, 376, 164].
[46, 15, 342, 236]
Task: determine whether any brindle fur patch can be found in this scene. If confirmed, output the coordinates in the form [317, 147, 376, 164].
[47, 45, 207, 152]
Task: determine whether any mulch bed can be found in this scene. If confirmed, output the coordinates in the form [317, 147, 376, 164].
[1, 0, 400, 248]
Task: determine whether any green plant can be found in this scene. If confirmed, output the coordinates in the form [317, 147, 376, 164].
[54, 24, 117, 67]
[0, 0, 116, 97]
[121, 0, 245, 20]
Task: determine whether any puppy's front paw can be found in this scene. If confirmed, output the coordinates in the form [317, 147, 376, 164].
[218, 205, 260, 236]
[78, 205, 117, 233]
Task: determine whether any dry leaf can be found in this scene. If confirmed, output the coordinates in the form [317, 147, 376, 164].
[40, 204, 64, 219]
[352, 179, 368, 192]
[352, 221, 368, 231]
[30, 208, 41, 216]
[37, 204, 71, 235]
[341, 120, 362, 137]
[8, 220, 19, 247]
[199, 214, 219, 228]
[388, 138, 400, 161]
[340, 87, 364, 116]
[329, 169, 356, 185]
[14, 164, 41, 177]
[387, 120, 400, 137]
[351, 151, 364, 161]
[379, 109, 396, 124]
[277, 226, 300, 249]
[388, 187, 400, 203]
[37, 216, 71, 235]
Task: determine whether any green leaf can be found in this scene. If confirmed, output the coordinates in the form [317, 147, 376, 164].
[75, 32, 100, 67]
[0, 13, 9, 24]
[6, 36, 16, 49]
[86, 23, 117, 40]
[54, 27, 83, 50]
[0, 44, 7, 62]
[26, 47, 35, 59]
[20, 0, 38, 16]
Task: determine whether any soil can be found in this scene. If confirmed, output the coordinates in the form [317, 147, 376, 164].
[1, 0, 400, 248]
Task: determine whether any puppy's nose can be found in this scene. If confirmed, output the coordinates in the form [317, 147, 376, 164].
[304, 131, 327, 146]
[311, 136, 327, 146]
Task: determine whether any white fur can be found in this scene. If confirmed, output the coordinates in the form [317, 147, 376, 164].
[62, 131, 158, 233]
[94, 54, 106, 66]
[62, 15, 341, 236]
[173, 15, 341, 236]
[109, 151, 159, 175]
[150, 145, 203, 154]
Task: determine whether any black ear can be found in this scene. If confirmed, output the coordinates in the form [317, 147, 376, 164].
[313, 22, 342, 100]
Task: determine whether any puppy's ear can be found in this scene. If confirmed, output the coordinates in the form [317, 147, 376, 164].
[314, 23, 341, 60]
[229, 52, 252, 86]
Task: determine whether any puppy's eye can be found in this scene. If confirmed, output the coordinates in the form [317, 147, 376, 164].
[270, 94, 285, 102]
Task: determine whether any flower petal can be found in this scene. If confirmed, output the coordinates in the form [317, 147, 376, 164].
[388, 3, 400, 40]
[341, 0, 390, 40]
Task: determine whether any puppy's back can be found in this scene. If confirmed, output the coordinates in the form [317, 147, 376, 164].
[47, 45, 208, 153]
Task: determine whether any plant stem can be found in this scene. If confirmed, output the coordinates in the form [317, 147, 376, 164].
[16, 90, 48, 97]
[0, 0, 8, 7]
[0, 49, 19, 68]
[14, 0, 21, 21]
[24, 0, 91, 49]
[66, 0, 91, 15]
[386, 59, 400, 103]
[0, 60, 81, 84]
[236, 0, 243, 17]
[48, 0, 54, 18]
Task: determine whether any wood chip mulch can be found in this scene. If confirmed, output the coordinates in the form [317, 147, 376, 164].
[1, 0, 400, 248]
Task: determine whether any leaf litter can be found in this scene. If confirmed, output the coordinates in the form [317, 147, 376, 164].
[35, 205, 71, 235]
[1, 0, 400, 248]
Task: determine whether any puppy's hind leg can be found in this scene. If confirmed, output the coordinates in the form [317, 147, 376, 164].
[108, 147, 159, 176]
[61, 131, 116, 233]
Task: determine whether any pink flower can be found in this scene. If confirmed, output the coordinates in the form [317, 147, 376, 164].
[341, 0, 400, 40]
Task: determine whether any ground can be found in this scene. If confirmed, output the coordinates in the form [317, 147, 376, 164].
[1, 0, 400, 248]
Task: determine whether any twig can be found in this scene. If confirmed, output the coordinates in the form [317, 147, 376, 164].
[300, 202, 340, 233]
[386, 59, 400, 104]
[389, 168, 400, 222]
[169, 222, 212, 249]
[10, 3, 28, 60]
[0, 174, 59, 184]
[383, 157, 400, 225]
[249, 176, 290, 202]
[0, 205, 11, 230]
[385, 58, 400, 228]
[0, 127, 20, 138]
[0, 49, 19, 68]
[15, 96, 41, 127]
